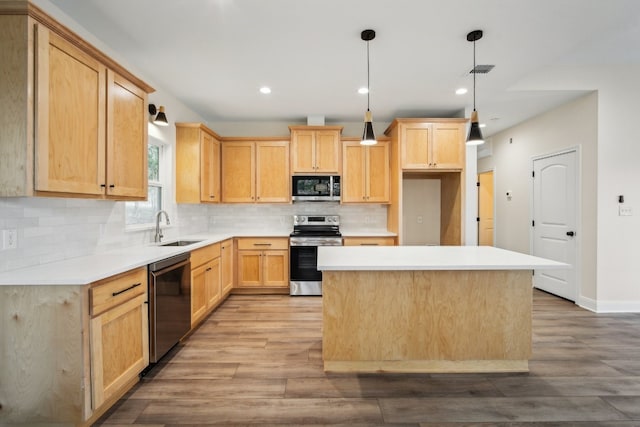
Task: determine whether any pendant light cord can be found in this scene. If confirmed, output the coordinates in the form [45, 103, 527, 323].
[367, 40, 371, 112]
[473, 38, 476, 111]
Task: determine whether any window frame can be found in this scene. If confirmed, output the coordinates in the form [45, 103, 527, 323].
[124, 139, 168, 231]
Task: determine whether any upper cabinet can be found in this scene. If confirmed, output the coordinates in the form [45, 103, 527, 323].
[176, 123, 222, 204]
[341, 140, 390, 203]
[0, 5, 154, 199]
[289, 126, 342, 174]
[221, 139, 290, 203]
[385, 119, 466, 171]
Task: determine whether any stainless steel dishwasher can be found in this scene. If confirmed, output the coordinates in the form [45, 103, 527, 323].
[148, 252, 191, 363]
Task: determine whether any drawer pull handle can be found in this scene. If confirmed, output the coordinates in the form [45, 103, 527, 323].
[112, 282, 142, 297]
[253, 243, 272, 246]
[361, 243, 379, 246]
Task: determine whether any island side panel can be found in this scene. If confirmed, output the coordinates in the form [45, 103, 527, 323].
[0, 285, 89, 424]
[322, 270, 532, 373]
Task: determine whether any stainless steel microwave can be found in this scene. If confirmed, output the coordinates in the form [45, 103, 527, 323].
[291, 175, 340, 202]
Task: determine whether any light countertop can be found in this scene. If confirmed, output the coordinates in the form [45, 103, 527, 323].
[317, 245, 569, 271]
[0, 230, 289, 286]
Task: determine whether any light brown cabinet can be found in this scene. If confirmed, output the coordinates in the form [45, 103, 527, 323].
[342, 140, 390, 203]
[0, 9, 152, 199]
[290, 126, 342, 174]
[190, 243, 222, 327]
[89, 267, 149, 410]
[221, 239, 234, 295]
[343, 236, 396, 246]
[388, 119, 465, 171]
[236, 237, 289, 287]
[221, 139, 290, 203]
[176, 123, 222, 203]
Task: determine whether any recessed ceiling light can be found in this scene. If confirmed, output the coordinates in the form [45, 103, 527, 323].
[479, 123, 487, 128]
[259, 86, 271, 94]
[455, 87, 468, 95]
[358, 87, 369, 94]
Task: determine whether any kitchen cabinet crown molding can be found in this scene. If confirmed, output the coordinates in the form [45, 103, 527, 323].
[176, 122, 223, 140]
[384, 117, 468, 135]
[288, 125, 344, 132]
[0, 0, 154, 93]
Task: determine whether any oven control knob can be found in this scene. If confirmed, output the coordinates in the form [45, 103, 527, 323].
[328, 217, 334, 223]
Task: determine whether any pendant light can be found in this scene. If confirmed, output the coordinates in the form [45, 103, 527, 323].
[466, 30, 485, 145]
[361, 29, 377, 145]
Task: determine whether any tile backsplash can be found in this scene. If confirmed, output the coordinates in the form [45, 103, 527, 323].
[0, 198, 387, 273]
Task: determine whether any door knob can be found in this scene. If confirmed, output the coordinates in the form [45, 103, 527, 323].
[566, 231, 575, 236]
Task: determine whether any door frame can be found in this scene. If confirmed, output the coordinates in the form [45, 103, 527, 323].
[529, 145, 582, 301]
[477, 167, 495, 246]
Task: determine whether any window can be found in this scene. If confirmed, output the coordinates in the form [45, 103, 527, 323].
[125, 143, 165, 228]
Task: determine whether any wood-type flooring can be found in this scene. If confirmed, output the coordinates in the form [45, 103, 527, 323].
[95, 290, 640, 426]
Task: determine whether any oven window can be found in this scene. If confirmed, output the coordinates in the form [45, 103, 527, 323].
[290, 246, 322, 281]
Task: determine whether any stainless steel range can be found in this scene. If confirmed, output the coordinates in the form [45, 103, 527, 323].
[289, 214, 342, 295]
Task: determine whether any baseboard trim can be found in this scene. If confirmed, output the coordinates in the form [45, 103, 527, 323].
[594, 299, 640, 313]
[577, 295, 597, 312]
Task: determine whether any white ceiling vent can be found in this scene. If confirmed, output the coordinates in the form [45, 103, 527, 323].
[307, 115, 325, 126]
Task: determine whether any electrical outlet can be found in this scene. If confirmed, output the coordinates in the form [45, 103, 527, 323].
[2, 229, 18, 250]
[619, 205, 633, 216]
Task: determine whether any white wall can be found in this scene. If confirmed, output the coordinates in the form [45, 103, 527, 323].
[478, 93, 598, 304]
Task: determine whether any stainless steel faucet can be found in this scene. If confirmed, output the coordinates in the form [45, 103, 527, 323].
[155, 210, 170, 243]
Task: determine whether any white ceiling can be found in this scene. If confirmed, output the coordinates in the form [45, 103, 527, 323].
[50, 0, 640, 136]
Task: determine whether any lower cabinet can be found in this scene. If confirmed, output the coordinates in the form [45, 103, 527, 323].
[190, 243, 222, 327]
[236, 237, 289, 288]
[89, 267, 149, 413]
[221, 238, 234, 295]
[343, 236, 396, 246]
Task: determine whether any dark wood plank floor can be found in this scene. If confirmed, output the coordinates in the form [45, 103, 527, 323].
[95, 290, 640, 426]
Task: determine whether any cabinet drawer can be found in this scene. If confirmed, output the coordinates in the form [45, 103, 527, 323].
[91, 267, 147, 316]
[236, 237, 289, 250]
[191, 243, 221, 267]
[343, 237, 396, 246]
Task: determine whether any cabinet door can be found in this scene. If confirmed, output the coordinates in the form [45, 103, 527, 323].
[401, 123, 432, 170]
[291, 130, 315, 173]
[256, 141, 290, 203]
[221, 239, 234, 294]
[341, 142, 366, 202]
[35, 28, 106, 195]
[237, 250, 262, 286]
[432, 122, 464, 169]
[263, 249, 289, 287]
[191, 263, 208, 325]
[106, 71, 147, 199]
[201, 132, 221, 203]
[315, 130, 340, 173]
[90, 293, 148, 409]
[366, 142, 390, 203]
[222, 141, 255, 202]
[206, 258, 221, 309]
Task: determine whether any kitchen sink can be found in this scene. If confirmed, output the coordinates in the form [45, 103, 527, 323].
[160, 239, 203, 247]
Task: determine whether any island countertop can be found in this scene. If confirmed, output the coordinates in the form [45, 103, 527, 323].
[317, 245, 568, 271]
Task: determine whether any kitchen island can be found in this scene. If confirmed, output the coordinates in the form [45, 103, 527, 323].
[317, 246, 567, 374]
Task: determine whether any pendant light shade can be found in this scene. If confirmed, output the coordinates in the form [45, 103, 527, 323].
[360, 29, 377, 145]
[466, 30, 485, 146]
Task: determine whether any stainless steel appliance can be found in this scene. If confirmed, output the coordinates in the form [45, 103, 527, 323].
[292, 175, 340, 202]
[290, 214, 342, 295]
[148, 252, 191, 363]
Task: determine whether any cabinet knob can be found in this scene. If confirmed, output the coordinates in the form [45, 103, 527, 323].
[109, 184, 115, 188]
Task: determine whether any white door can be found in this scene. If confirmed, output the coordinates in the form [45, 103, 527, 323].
[532, 150, 577, 301]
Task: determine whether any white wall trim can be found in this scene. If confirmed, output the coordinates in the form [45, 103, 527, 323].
[577, 295, 597, 312]
[593, 300, 640, 313]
